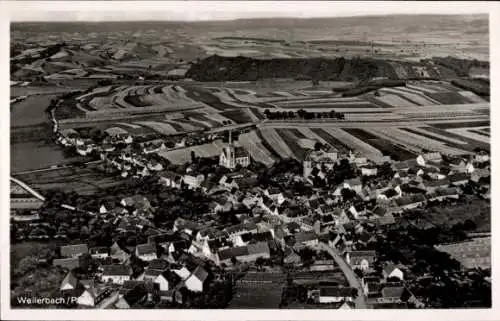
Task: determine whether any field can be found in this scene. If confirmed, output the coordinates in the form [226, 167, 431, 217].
[15, 165, 125, 195]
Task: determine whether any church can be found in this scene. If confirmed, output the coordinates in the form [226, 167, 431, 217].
[219, 131, 250, 169]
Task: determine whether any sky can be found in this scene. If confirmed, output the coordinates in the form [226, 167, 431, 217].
[7, 1, 492, 22]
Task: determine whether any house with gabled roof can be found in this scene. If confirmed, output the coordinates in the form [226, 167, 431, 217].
[115, 283, 148, 309]
[53, 257, 80, 270]
[416, 152, 442, 167]
[283, 246, 301, 265]
[185, 266, 209, 292]
[60, 244, 88, 258]
[110, 241, 130, 263]
[216, 242, 270, 266]
[60, 271, 79, 292]
[101, 264, 132, 285]
[383, 262, 404, 281]
[377, 285, 409, 304]
[77, 284, 113, 307]
[346, 250, 376, 271]
[158, 170, 182, 189]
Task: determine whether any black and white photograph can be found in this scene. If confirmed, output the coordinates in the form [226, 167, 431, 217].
[3, 0, 496, 318]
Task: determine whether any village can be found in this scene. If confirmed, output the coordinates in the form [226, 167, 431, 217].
[10, 116, 491, 309]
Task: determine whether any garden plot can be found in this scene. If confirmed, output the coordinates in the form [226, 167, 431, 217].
[76, 86, 113, 101]
[189, 114, 223, 127]
[170, 119, 203, 132]
[259, 128, 295, 159]
[297, 128, 329, 145]
[116, 122, 143, 129]
[367, 127, 467, 156]
[88, 97, 113, 110]
[458, 91, 486, 103]
[401, 127, 468, 145]
[447, 128, 490, 144]
[134, 121, 179, 135]
[158, 142, 223, 165]
[238, 131, 277, 167]
[375, 93, 416, 107]
[322, 128, 385, 163]
[381, 87, 437, 106]
[406, 83, 439, 94]
[203, 113, 234, 125]
[275, 97, 362, 106]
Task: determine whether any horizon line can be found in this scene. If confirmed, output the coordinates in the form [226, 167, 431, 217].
[10, 12, 489, 24]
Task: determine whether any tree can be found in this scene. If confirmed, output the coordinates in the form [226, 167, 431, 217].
[191, 151, 197, 164]
[314, 141, 323, 151]
[255, 257, 265, 269]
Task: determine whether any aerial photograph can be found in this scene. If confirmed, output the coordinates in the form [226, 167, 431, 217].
[8, 1, 491, 311]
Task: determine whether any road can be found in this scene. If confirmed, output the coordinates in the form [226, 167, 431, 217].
[319, 242, 367, 309]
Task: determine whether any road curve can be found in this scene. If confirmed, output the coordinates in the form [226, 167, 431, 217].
[319, 242, 367, 309]
[10, 176, 46, 201]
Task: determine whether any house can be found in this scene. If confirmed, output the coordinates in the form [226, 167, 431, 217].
[345, 250, 376, 271]
[101, 264, 132, 285]
[303, 148, 337, 179]
[416, 152, 442, 166]
[60, 244, 88, 258]
[361, 166, 378, 177]
[53, 257, 80, 270]
[362, 276, 381, 296]
[283, 246, 301, 265]
[110, 242, 130, 263]
[216, 242, 271, 266]
[428, 187, 460, 202]
[392, 159, 418, 172]
[184, 266, 209, 292]
[343, 178, 363, 195]
[264, 187, 285, 205]
[235, 231, 273, 247]
[449, 173, 469, 186]
[120, 195, 151, 212]
[60, 271, 78, 291]
[135, 243, 157, 262]
[474, 151, 490, 163]
[378, 285, 407, 304]
[318, 286, 354, 304]
[143, 269, 181, 292]
[424, 179, 451, 193]
[77, 285, 112, 307]
[89, 247, 109, 259]
[115, 283, 148, 309]
[147, 159, 164, 172]
[310, 260, 336, 271]
[395, 194, 427, 210]
[182, 173, 205, 189]
[225, 222, 258, 239]
[382, 263, 404, 281]
[293, 231, 319, 248]
[219, 133, 250, 169]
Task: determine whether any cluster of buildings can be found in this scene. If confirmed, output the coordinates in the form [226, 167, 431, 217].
[31, 120, 491, 308]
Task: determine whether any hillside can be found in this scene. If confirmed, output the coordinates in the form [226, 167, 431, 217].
[186, 55, 488, 82]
